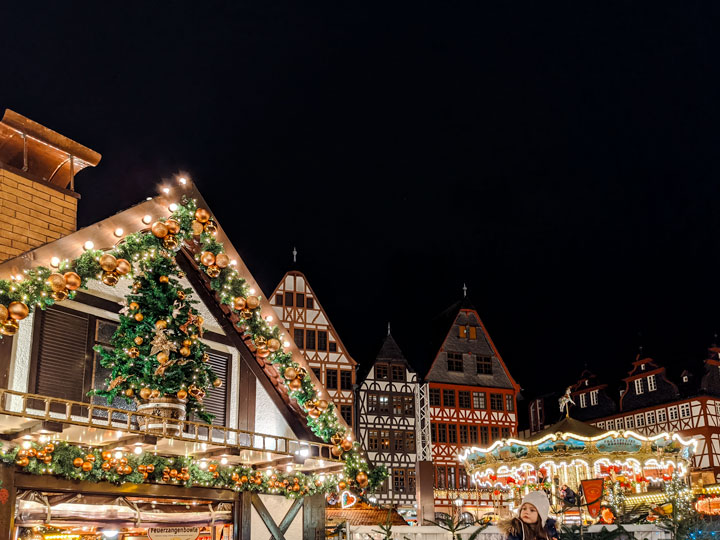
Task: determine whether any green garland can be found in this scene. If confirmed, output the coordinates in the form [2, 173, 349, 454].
[0, 196, 387, 496]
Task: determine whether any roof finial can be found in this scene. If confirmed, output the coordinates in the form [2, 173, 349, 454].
[292, 246, 297, 264]
[387, 321, 391, 336]
[463, 283, 467, 297]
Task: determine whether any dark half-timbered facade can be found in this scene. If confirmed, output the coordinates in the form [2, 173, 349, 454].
[426, 299, 520, 514]
[569, 369, 617, 421]
[357, 333, 418, 514]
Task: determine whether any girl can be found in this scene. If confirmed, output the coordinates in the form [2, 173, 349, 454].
[500, 491, 559, 540]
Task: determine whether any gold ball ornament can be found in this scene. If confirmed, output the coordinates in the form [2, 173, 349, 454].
[0, 319, 19, 336]
[51, 290, 68, 302]
[200, 251, 216, 266]
[47, 273, 67, 292]
[162, 235, 179, 250]
[295, 367, 307, 379]
[134, 313, 144, 322]
[177, 290, 186, 300]
[177, 389, 188, 400]
[246, 295, 260, 310]
[155, 319, 167, 329]
[330, 433, 344, 446]
[0, 305, 7, 323]
[165, 219, 181, 234]
[128, 347, 140, 358]
[151, 221, 169, 238]
[101, 461, 112, 471]
[267, 338, 281, 352]
[288, 378, 303, 391]
[85, 453, 96, 462]
[317, 399, 329, 411]
[215, 253, 230, 268]
[213, 378, 222, 388]
[101, 451, 111, 461]
[16, 457, 29, 467]
[43, 455, 52, 465]
[26, 448, 36, 458]
[338, 481, 347, 490]
[129, 302, 140, 311]
[233, 297, 246, 310]
[99, 253, 118, 272]
[256, 347, 270, 358]
[73, 457, 84, 467]
[156, 351, 169, 364]
[255, 336, 267, 348]
[191, 220, 204, 236]
[202, 353, 210, 363]
[146, 464, 155, 473]
[341, 439, 353, 452]
[284, 367, 298, 380]
[102, 271, 119, 286]
[179, 346, 191, 357]
[240, 309, 252, 320]
[204, 221, 218, 235]
[356, 471, 369, 487]
[139, 388, 152, 399]
[8, 301, 29, 320]
[308, 408, 320, 419]
[206, 265, 221, 278]
[158, 275, 169, 284]
[195, 208, 211, 223]
[63, 272, 82, 290]
[183, 339, 193, 347]
[134, 336, 143, 345]
[150, 389, 161, 399]
[125, 388, 134, 397]
[115, 258, 131, 275]
[44, 443, 55, 453]
[82, 461, 93, 472]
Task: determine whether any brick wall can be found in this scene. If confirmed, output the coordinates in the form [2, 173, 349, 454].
[0, 169, 77, 261]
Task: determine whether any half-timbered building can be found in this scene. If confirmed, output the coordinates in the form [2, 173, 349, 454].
[357, 332, 418, 516]
[426, 298, 520, 514]
[270, 270, 357, 426]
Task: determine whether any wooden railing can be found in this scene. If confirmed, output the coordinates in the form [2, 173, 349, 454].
[0, 388, 340, 462]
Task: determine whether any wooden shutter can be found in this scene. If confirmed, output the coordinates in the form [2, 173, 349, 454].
[33, 307, 90, 402]
[204, 349, 231, 426]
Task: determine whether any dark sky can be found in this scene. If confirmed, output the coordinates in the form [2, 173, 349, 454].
[3, 2, 720, 400]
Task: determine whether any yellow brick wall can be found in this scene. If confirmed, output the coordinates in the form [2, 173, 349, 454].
[0, 169, 77, 261]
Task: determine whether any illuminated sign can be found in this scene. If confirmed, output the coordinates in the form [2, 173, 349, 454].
[148, 527, 200, 540]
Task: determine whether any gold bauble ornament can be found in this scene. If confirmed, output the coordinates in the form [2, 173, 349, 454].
[356, 471, 369, 487]
[146, 464, 155, 473]
[129, 302, 139, 311]
[256, 347, 270, 358]
[125, 388, 134, 397]
[202, 353, 210, 363]
[102, 461, 112, 471]
[317, 399, 329, 411]
[51, 290, 68, 302]
[128, 347, 140, 358]
[284, 367, 298, 380]
[134, 313, 144, 322]
[308, 408, 320, 419]
[151, 221, 169, 238]
[204, 221, 218, 235]
[8, 301, 29, 320]
[255, 336, 267, 348]
[45, 443, 55, 453]
[177, 290, 186, 300]
[158, 275, 169, 284]
[267, 338, 281, 352]
[206, 265, 220, 278]
[73, 457, 84, 467]
[99, 253, 118, 272]
[150, 389, 161, 399]
[195, 208, 211, 223]
[246, 295, 260, 310]
[163, 235, 179, 250]
[165, 219, 181, 234]
[295, 367, 307, 379]
[139, 388, 152, 400]
[183, 339, 192, 347]
[200, 251, 216, 266]
[64, 272, 82, 290]
[102, 271, 119, 286]
[341, 439, 353, 452]
[1, 319, 19, 336]
[155, 319, 168, 329]
[288, 378, 303, 391]
[47, 273, 67, 292]
[233, 297, 246, 310]
[16, 457, 29, 467]
[330, 433, 344, 445]
[240, 309, 252, 319]
[43, 455, 52, 464]
[0, 305, 7, 323]
[177, 389, 188, 400]
[331, 446, 343, 457]
[82, 461, 93, 472]
[179, 346, 191, 357]
[191, 220, 204, 236]
[215, 253, 230, 268]
[213, 378, 222, 388]
[115, 258, 131, 275]
[156, 351, 169, 364]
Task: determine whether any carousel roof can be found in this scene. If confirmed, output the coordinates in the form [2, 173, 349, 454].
[533, 416, 606, 439]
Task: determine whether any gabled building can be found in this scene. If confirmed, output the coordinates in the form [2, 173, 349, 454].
[426, 298, 520, 514]
[619, 356, 679, 411]
[569, 369, 616, 421]
[357, 331, 419, 517]
[270, 269, 357, 426]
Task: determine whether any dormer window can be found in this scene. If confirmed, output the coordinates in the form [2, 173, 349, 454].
[579, 393, 587, 408]
[634, 379, 644, 395]
[647, 374, 657, 392]
[641, 364, 645, 371]
[585, 380, 589, 386]
[590, 389, 598, 406]
[683, 375, 689, 383]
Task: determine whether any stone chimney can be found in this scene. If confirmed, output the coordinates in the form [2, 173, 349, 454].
[0, 109, 101, 262]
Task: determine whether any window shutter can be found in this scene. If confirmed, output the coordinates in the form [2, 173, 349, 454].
[204, 349, 231, 426]
[34, 307, 90, 402]
[459, 326, 467, 338]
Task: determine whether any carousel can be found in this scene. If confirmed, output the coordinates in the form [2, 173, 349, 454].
[459, 412, 697, 512]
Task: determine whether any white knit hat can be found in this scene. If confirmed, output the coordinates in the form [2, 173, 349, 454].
[520, 491, 550, 526]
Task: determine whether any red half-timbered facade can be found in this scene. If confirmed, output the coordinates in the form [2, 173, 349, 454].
[271, 270, 357, 426]
[426, 299, 520, 514]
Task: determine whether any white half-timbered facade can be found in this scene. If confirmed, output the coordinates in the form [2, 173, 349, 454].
[357, 333, 419, 512]
[271, 270, 357, 426]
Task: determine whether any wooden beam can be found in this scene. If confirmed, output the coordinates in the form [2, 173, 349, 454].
[303, 493, 325, 540]
[196, 447, 242, 458]
[0, 420, 64, 441]
[277, 497, 304, 537]
[111, 434, 158, 447]
[252, 455, 293, 470]
[251, 493, 286, 540]
[234, 490, 251, 540]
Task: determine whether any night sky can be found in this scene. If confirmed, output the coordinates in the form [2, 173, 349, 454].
[3, 3, 720, 403]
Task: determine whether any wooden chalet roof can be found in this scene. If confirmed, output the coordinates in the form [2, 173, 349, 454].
[532, 416, 605, 439]
[0, 182, 350, 441]
[326, 505, 407, 526]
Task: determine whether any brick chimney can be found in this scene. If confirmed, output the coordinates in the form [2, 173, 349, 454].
[0, 110, 101, 262]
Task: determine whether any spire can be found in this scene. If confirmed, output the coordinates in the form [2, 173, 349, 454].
[292, 246, 297, 264]
[387, 321, 391, 336]
[463, 283, 467, 297]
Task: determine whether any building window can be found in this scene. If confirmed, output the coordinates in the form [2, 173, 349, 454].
[312, 367, 321, 381]
[579, 393, 587, 408]
[393, 396, 403, 416]
[368, 394, 378, 413]
[274, 294, 283, 306]
[680, 403, 691, 418]
[634, 379, 644, 395]
[329, 342, 337, 352]
[657, 408, 667, 423]
[284, 292, 294, 306]
[459, 326, 467, 338]
[490, 393, 503, 411]
[443, 390, 456, 407]
[647, 375, 657, 392]
[403, 396, 414, 416]
[437, 423, 447, 443]
[447, 352, 464, 372]
[305, 329, 316, 350]
[615, 417, 624, 430]
[380, 431, 390, 450]
[491, 426, 499, 441]
[393, 468, 406, 493]
[340, 370, 353, 390]
[458, 466, 468, 489]
[505, 394, 515, 412]
[590, 390, 598, 406]
[458, 391, 471, 408]
[471, 426, 480, 444]
[378, 395, 390, 414]
[436, 466, 446, 489]
[597, 421, 605, 429]
[473, 392, 486, 409]
[625, 416, 634, 429]
[430, 388, 441, 406]
[368, 430, 379, 450]
[293, 328, 304, 349]
[501, 427, 510, 438]
[448, 424, 457, 444]
[317, 330, 327, 351]
[447, 467, 456, 489]
[340, 405, 352, 425]
[606, 419, 614, 430]
[327, 369, 337, 389]
[375, 364, 389, 380]
[646, 411, 656, 425]
[306, 297, 314, 309]
[469, 327, 477, 339]
[476, 356, 492, 375]
[394, 431, 405, 451]
[459, 425, 469, 444]
[406, 431, 415, 452]
[296, 293, 305, 308]
[391, 365, 405, 381]
[669, 406, 679, 420]
[431, 423, 437, 443]
[408, 470, 416, 492]
[635, 413, 645, 427]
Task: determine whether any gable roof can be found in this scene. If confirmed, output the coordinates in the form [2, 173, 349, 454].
[0, 182, 349, 441]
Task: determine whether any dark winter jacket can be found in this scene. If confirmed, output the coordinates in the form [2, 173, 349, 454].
[499, 517, 559, 540]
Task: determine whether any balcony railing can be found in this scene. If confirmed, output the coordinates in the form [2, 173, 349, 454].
[0, 388, 341, 463]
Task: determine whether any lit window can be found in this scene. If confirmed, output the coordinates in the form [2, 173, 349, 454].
[634, 379, 644, 395]
[647, 375, 657, 392]
[505, 395, 514, 412]
[473, 392, 486, 409]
